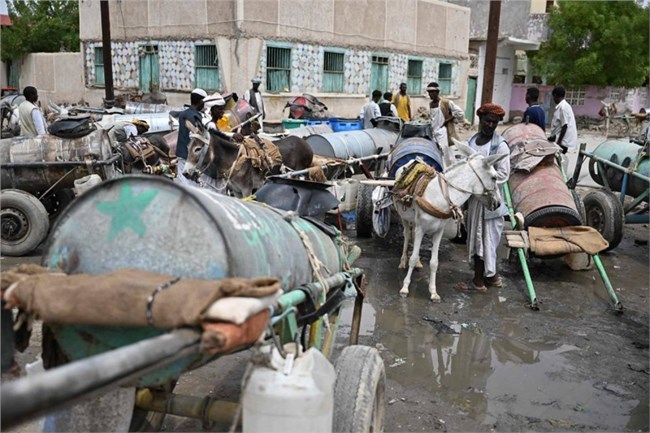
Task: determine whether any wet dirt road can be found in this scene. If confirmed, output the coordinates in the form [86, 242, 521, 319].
[2, 130, 648, 432]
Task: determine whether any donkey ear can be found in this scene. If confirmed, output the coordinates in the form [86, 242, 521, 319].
[185, 119, 200, 135]
[454, 140, 475, 157]
[483, 153, 508, 166]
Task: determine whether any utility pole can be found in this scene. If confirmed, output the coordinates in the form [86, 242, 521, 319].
[100, 0, 115, 108]
[481, 0, 501, 105]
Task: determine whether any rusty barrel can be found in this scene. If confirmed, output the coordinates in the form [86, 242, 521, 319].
[503, 124, 581, 228]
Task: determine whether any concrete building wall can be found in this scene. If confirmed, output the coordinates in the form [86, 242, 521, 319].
[448, 0, 531, 40]
[19, 53, 85, 106]
[527, 13, 549, 42]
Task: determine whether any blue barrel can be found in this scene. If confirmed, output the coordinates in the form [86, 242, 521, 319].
[305, 129, 398, 159]
[387, 137, 444, 178]
[43, 176, 345, 288]
[590, 140, 649, 199]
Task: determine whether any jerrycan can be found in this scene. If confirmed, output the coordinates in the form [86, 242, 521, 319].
[242, 343, 335, 433]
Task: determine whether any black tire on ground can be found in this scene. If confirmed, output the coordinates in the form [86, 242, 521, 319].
[356, 184, 374, 238]
[1, 189, 50, 256]
[583, 190, 625, 251]
[524, 205, 582, 228]
[571, 190, 587, 225]
[333, 345, 385, 433]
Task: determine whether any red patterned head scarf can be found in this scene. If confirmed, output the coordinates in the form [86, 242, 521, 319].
[476, 103, 506, 119]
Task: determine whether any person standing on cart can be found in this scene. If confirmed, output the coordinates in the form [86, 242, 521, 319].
[465, 103, 511, 292]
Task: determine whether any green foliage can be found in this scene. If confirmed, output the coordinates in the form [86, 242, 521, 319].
[0, 0, 80, 62]
[534, 0, 649, 87]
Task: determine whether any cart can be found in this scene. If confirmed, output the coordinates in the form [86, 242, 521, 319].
[1, 176, 385, 433]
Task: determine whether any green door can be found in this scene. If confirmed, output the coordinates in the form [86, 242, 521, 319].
[139, 45, 160, 93]
[465, 77, 477, 125]
[370, 55, 389, 95]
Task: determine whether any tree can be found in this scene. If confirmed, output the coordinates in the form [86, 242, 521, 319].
[1, 0, 80, 62]
[533, 0, 649, 87]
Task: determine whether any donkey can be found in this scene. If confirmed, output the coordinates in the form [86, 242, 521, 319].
[183, 127, 314, 197]
[395, 143, 507, 302]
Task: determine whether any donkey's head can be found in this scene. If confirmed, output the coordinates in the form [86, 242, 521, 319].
[454, 142, 507, 210]
[182, 120, 213, 181]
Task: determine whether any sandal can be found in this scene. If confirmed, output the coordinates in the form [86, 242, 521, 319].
[484, 274, 503, 288]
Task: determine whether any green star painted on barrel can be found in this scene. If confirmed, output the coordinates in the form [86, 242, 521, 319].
[96, 183, 158, 241]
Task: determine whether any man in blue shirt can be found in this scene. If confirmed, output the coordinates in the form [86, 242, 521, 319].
[176, 88, 207, 184]
[522, 87, 545, 132]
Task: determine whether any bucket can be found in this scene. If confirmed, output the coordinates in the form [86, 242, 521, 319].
[73, 174, 102, 196]
[243, 344, 335, 433]
[508, 158, 581, 228]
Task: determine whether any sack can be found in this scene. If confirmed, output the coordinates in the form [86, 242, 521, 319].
[48, 116, 96, 139]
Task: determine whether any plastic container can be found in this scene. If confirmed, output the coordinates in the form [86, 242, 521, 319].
[307, 119, 331, 127]
[243, 344, 335, 433]
[73, 174, 102, 196]
[282, 119, 308, 130]
[337, 178, 360, 212]
[329, 118, 362, 132]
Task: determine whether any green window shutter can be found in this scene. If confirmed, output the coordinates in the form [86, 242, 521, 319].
[438, 63, 452, 95]
[139, 45, 160, 92]
[94, 47, 105, 86]
[407, 59, 422, 95]
[322, 51, 344, 93]
[266, 46, 291, 92]
[370, 55, 389, 94]
[195, 45, 220, 91]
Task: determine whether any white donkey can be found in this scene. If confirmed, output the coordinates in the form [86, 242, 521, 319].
[395, 143, 507, 302]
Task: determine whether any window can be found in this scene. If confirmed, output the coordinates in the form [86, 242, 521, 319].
[566, 87, 585, 106]
[139, 44, 160, 92]
[267, 46, 291, 92]
[94, 47, 105, 86]
[195, 45, 220, 91]
[438, 63, 452, 95]
[323, 51, 344, 93]
[407, 59, 423, 95]
[370, 55, 389, 94]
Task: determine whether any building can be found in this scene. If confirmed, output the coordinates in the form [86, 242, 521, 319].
[78, 0, 471, 120]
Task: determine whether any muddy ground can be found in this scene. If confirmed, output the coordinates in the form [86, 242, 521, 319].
[2, 130, 648, 432]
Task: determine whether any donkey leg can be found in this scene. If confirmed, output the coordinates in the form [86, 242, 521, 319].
[399, 222, 411, 269]
[400, 225, 425, 297]
[428, 229, 445, 302]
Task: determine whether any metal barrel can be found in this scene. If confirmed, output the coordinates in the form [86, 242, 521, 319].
[113, 112, 177, 133]
[286, 124, 333, 138]
[43, 175, 346, 288]
[509, 159, 581, 228]
[124, 102, 180, 114]
[502, 123, 546, 143]
[305, 129, 398, 159]
[590, 139, 649, 198]
[387, 137, 444, 177]
[0, 131, 116, 192]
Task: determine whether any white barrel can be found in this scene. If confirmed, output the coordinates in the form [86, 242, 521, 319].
[243, 345, 335, 433]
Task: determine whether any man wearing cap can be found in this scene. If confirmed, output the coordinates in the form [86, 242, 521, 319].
[176, 88, 207, 184]
[427, 82, 466, 147]
[107, 118, 149, 149]
[465, 103, 510, 292]
[244, 79, 265, 130]
[204, 92, 245, 142]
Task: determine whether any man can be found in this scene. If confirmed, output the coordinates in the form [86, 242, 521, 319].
[391, 82, 411, 122]
[426, 81, 465, 147]
[379, 92, 398, 117]
[243, 79, 265, 130]
[18, 86, 47, 137]
[107, 118, 149, 149]
[465, 103, 511, 292]
[204, 92, 245, 142]
[359, 90, 382, 129]
[548, 86, 577, 154]
[176, 88, 207, 184]
[522, 87, 546, 131]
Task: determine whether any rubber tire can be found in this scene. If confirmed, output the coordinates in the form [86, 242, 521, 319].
[571, 190, 587, 225]
[356, 184, 374, 238]
[333, 345, 385, 433]
[1, 189, 50, 256]
[524, 205, 582, 228]
[583, 190, 625, 251]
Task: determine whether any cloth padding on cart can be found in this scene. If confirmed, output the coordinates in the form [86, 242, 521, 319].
[509, 139, 560, 172]
[204, 290, 282, 324]
[201, 309, 270, 354]
[528, 226, 609, 256]
[2, 267, 280, 329]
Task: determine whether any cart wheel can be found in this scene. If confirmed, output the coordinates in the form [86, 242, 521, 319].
[584, 190, 624, 250]
[333, 345, 385, 433]
[356, 184, 374, 238]
[1, 189, 50, 256]
[571, 190, 587, 225]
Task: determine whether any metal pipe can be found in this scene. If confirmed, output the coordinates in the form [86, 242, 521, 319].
[581, 149, 650, 183]
[2, 153, 122, 169]
[349, 293, 363, 345]
[100, 0, 115, 108]
[592, 254, 623, 312]
[135, 389, 239, 427]
[275, 269, 362, 312]
[275, 152, 390, 179]
[1, 329, 201, 429]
